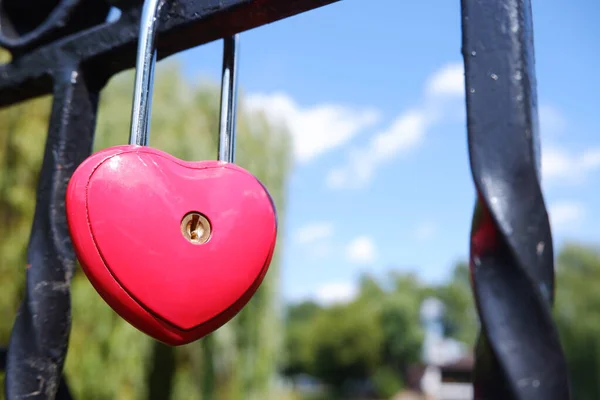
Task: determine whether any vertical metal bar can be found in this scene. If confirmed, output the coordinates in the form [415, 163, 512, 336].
[4, 66, 98, 400]
[129, 0, 166, 146]
[218, 34, 240, 163]
[461, 0, 570, 398]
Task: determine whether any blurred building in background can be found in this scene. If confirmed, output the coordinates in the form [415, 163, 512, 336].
[416, 298, 473, 400]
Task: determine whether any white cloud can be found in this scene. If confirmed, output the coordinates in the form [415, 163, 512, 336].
[425, 63, 465, 98]
[314, 282, 358, 305]
[539, 105, 566, 136]
[542, 145, 600, 185]
[327, 62, 465, 190]
[294, 222, 334, 245]
[346, 236, 377, 264]
[323, 62, 571, 191]
[414, 221, 437, 242]
[245, 92, 380, 163]
[536, 106, 600, 187]
[549, 201, 585, 233]
[327, 109, 431, 189]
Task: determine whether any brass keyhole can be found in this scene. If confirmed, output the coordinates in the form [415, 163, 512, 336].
[181, 212, 211, 244]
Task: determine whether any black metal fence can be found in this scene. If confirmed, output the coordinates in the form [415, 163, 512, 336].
[0, 0, 570, 398]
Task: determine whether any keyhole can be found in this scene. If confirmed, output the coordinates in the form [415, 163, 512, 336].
[181, 212, 211, 244]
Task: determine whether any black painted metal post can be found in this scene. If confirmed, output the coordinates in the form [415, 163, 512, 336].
[462, 0, 570, 398]
[5, 66, 98, 399]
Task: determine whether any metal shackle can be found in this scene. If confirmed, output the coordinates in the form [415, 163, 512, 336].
[128, 0, 240, 163]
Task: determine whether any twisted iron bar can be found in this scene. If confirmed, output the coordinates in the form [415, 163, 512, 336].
[2, 67, 98, 399]
[462, 0, 570, 398]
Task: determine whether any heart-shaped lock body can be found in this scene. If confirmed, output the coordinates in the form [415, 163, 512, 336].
[66, 145, 277, 345]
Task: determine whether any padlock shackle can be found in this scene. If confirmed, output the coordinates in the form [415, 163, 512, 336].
[129, 0, 164, 146]
[129, 0, 240, 156]
[217, 35, 240, 163]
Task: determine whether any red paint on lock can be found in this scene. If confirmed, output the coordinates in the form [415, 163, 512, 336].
[66, 145, 277, 346]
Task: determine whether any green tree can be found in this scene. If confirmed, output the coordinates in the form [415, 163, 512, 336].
[282, 301, 322, 377]
[283, 273, 426, 399]
[310, 302, 384, 391]
[554, 243, 600, 400]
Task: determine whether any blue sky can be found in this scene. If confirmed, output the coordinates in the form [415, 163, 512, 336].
[171, 0, 599, 304]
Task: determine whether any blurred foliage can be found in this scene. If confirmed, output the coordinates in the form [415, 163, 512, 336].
[554, 243, 600, 400]
[282, 273, 428, 398]
[0, 47, 292, 400]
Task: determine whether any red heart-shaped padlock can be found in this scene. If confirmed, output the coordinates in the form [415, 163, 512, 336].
[66, 145, 277, 345]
